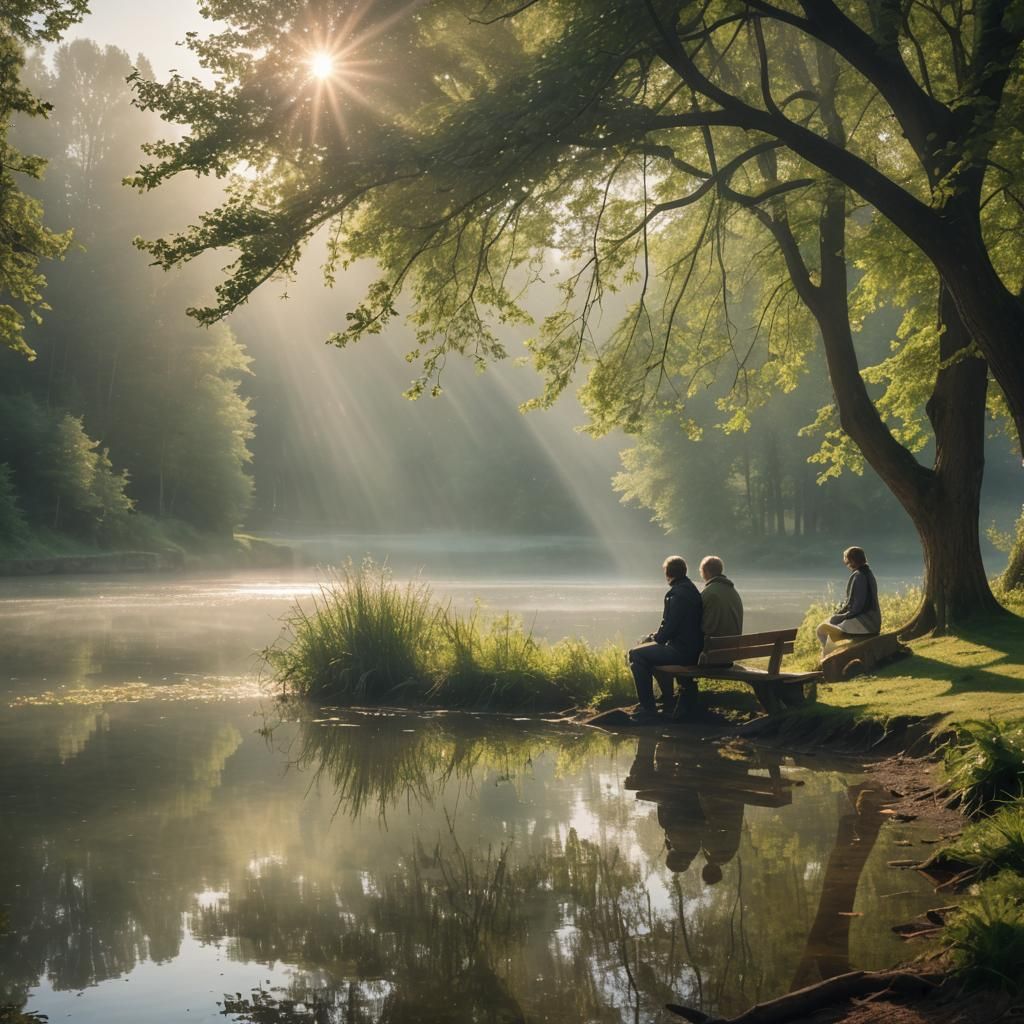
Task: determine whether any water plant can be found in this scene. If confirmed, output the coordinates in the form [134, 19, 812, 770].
[264, 563, 440, 703]
[941, 719, 1024, 817]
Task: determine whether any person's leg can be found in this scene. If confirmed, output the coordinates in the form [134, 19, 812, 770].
[816, 620, 847, 655]
[629, 644, 688, 719]
[628, 644, 659, 715]
[654, 669, 676, 713]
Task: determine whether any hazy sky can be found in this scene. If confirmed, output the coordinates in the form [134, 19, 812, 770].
[60, 0, 216, 78]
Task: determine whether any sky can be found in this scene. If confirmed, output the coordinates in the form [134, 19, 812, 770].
[58, 0, 215, 78]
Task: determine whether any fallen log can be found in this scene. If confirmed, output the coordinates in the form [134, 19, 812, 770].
[666, 968, 939, 1023]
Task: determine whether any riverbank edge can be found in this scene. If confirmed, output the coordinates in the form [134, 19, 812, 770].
[0, 533, 296, 577]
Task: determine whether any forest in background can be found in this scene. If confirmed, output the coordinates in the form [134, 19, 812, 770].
[0, 37, 1020, 567]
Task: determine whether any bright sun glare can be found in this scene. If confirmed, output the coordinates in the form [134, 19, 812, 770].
[310, 52, 336, 80]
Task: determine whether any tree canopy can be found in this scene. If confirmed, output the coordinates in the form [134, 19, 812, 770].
[130, 0, 1024, 626]
[131, 1, 1024, 427]
[0, 0, 87, 357]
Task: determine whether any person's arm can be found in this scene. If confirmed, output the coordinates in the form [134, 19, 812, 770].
[653, 593, 681, 644]
[834, 572, 869, 622]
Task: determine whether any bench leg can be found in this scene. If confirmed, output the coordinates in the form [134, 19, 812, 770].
[751, 682, 784, 716]
[671, 678, 700, 719]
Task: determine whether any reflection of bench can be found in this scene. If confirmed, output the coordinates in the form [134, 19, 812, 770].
[657, 628, 821, 715]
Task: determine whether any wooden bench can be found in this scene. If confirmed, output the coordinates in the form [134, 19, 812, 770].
[656, 627, 822, 715]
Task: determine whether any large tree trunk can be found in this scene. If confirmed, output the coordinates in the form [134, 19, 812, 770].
[898, 287, 1005, 636]
[776, 181, 1003, 637]
[906, 489, 1002, 636]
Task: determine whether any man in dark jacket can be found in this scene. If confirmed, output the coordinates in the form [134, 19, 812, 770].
[628, 555, 703, 724]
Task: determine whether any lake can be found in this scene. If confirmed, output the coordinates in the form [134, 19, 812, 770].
[0, 564, 935, 1023]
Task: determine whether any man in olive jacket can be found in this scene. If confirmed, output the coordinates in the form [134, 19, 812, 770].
[628, 555, 703, 724]
[699, 555, 744, 639]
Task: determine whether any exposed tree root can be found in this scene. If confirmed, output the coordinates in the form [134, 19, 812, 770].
[666, 969, 941, 1024]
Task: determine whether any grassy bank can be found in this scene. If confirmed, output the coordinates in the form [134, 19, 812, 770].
[791, 588, 1024, 733]
[920, 721, 1024, 994]
[268, 565, 1024, 726]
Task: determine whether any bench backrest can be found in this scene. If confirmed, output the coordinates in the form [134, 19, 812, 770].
[700, 627, 799, 675]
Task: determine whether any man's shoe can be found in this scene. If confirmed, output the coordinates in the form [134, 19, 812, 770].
[628, 707, 661, 725]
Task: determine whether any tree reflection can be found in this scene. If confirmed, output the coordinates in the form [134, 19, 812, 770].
[0, 706, 920, 1024]
[278, 710, 614, 820]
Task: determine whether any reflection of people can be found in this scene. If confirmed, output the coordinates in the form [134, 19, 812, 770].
[625, 737, 744, 885]
[816, 546, 881, 655]
[627, 556, 703, 724]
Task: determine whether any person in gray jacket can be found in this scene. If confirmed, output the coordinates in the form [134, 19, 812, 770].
[816, 546, 881, 655]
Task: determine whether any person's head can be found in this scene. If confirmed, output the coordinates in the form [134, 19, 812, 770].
[663, 555, 687, 581]
[843, 546, 867, 569]
[699, 555, 724, 582]
[701, 862, 724, 886]
[665, 848, 697, 873]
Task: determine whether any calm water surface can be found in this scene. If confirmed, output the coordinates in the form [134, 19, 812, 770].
[0, 568, 935, 1023]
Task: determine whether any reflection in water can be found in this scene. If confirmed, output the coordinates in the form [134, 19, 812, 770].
[626, 736, 793, 881]
[790, 781, 888, 989]
[0, 703, 936, 1024]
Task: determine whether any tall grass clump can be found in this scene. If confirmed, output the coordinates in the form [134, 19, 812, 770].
[265, 561, 440, 703]
[942, 719, 1024, 817]
[265, 563, 632, 711]
[944, 873, 1024, 994]
[936, 804, 1024, 878]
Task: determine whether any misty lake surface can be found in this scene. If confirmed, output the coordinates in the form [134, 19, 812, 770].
[0, 556, 934, 1023]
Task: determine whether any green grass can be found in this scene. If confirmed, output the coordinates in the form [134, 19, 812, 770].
[941, 719, 1024, 816]
[935, 803, 1024, 876]
[789, 589, 1024, 733]
[943, 871, 1024, 994]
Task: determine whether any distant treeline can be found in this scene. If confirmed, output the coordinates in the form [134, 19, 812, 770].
[0, 42, 253, 555]
[613, 338, 1021, 552]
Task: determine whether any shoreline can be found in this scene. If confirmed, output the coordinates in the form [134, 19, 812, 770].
[0, 534, 296, 577]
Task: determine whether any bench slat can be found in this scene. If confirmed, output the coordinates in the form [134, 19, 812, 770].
[656, 664, 820, 685]
[701, 642, 795, 664]
[704, 628, 798, 650]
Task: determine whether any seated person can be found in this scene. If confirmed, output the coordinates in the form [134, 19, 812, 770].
[627, 556, 703, 724]
[699, 555, 744, 639]
[816, 546, 881, 655]
[673, 555, 745, 718]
